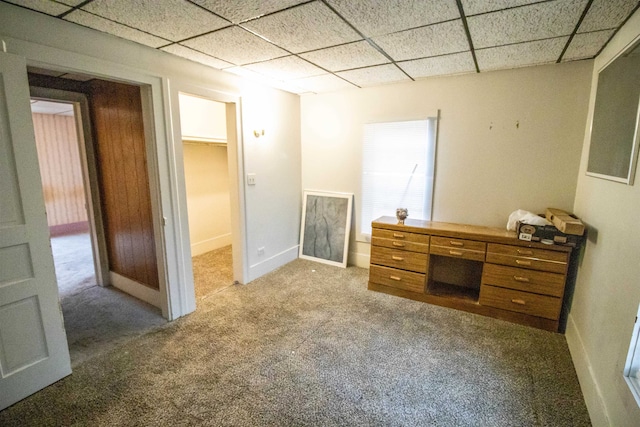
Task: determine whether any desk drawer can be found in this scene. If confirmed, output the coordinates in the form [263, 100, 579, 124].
[370, 246, 428, 273]
[372, 228, 430, 245]
[486, 244, 568, 262]
[479, 285, 562, 320]
[369, 265, 425, 293]
[481, 264, 565, 297]
[372, 236, 429, 254]
[431, 236, 486, 253]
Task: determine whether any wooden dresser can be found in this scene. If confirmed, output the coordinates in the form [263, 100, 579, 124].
[368, 216, 573, 332]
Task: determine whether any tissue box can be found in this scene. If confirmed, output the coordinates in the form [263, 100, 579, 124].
[516, 221, 582, 247]
[545, 208, 585, 236]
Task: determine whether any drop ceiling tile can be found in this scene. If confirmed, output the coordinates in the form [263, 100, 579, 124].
[244, 56, 325, 81]
[55, 0, 86, 6]
[325, 0, 460, 37]
[336, 64, 409, 87]
[65, 10, 170, 48]
[563, 30, 615, 60]
[399, 52, 476, 79]
[224, 66, 308, 94]
[192, 0, 307, 23]
[461, 0, 542, 16]
[468, 0, 587, 49]
[241, 1, 361, 53]
[299, 41, 389, 72]
[578, 0, 639, 33]
[4, 0, 70, 15]
[183, 26, 288, 65]
[372, 20, 469, 62]
[161, 44, 234, 69]
[476, 37, 569, 70]
[81, 0, 230, 42]
[293, 73, 356, 93]
[59, 72, 94, 81]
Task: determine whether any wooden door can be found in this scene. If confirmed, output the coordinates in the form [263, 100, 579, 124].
[0, 52, 71, 410]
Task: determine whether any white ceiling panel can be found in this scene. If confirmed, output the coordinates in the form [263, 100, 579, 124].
[4, 0, 70, 15]
[192, 0, 307, 23]
[30, 100, 74, 116]
[461, 0, 541, 16]
[399, 52, 476, 79]
[372, 20, 469, 62]
[241, 1, 361, 53]
[65, 10, 170, 48]
[183, 26, 288, 65]
[161, 44, 233, 69]
[293, 73, 356, 93]
[326, 0, 460, 37]
[55, 0, 86, 6]
[82, 0, 229, 42]
[468, 0, 587, 49]
[337, 64, 409, 87]
[300, 41, 389, 72]
[244, 56, 325, 81]
[563, 30, 615, 60]
[225, 66, 309, 93]
[578, 0, 639, 33]
[476, 37, 569, 70]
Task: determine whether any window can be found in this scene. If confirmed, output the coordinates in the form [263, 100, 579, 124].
[624, 303, 640, 407]
[359, 117, 437, 240]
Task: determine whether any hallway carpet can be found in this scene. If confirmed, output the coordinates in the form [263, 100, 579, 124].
[0, 258, 591, 426]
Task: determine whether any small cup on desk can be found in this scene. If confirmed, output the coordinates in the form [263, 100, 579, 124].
[396, 208, 408, 224]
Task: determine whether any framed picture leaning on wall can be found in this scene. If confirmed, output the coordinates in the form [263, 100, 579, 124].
[299, 190, 353, 268]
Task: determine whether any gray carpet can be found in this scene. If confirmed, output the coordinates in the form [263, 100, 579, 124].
[0, 258, 591, 426]
[51, 232, 166, 366]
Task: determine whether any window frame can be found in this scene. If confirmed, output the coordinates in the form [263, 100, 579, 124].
[624, 302, 640, 407]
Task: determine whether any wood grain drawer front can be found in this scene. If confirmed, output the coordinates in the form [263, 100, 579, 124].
[370, 246, 428, 273]
[481, 264, 565, 297]
[371, 237, 429, 254]
[479, 285, 562, 320]
[372, 228, 429, 245]
[370, 265, 425, 293]
[486, 244, 568, 274]
[430, 237, 486, 262]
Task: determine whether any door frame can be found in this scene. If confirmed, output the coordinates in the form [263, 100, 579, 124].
[166, 80, 249, 313]
[29, 87, 110, 288]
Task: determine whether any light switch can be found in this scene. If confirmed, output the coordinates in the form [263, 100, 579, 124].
[247, 173, 256, 185]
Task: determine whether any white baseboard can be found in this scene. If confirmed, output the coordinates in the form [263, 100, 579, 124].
[191, 233, 232, 257]
[565, 314, 609, 426]
[110, 271, 161, 309]
[248, 245, 299, 282]
[348, 250, 370, 268]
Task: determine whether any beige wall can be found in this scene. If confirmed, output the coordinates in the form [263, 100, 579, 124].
[301, 61, 593, 266]
[183, 144, 231, 256]
[32, 112, 87, 227]
[567, 8, 640, 427]
[179, 93, 227, 142]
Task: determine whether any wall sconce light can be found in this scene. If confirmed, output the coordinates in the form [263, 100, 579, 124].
[253, 129, 265, 138]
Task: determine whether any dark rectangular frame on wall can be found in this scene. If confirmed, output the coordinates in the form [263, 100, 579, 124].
[586, 37, 640, 185]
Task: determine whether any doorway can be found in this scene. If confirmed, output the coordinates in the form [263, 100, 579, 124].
[29, 87, 166, 366]
[178, 93, 235, 300]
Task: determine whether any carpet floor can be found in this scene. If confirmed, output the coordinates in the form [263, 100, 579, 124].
[0, 257, 591, 426]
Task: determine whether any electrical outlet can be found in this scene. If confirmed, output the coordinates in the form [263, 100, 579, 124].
[247, 173, 256, 185]
[257, 246, 265, 256]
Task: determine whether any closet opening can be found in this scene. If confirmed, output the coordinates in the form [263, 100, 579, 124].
[178, 93, 235, 301]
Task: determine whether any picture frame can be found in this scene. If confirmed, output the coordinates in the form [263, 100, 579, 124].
[299, 190, 353, 268]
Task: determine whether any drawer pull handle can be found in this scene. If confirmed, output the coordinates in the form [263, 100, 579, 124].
[515, 260, 531, 266]
[511, 299, 526, 305]
[389, 276, 402, 281]
[449, 241, 464, 247]
[517, 249, 533, 255]
[392, 242, 405, 247]
[513, 276, 530, 282]
[449, 250, 463, 256]
[393, 233, 405, 239]
[392, 256, 404, 261]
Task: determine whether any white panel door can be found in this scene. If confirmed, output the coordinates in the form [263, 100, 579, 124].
[0, 52, 71, 410]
